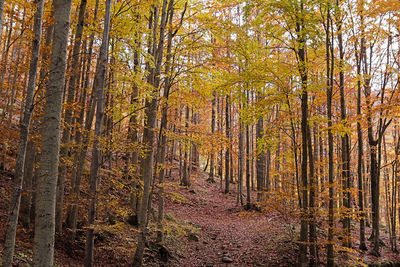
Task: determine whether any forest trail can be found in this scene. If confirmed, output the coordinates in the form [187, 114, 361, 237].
[162, 169, 297, 267]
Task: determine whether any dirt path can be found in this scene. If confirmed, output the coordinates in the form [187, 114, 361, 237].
[164, 170, 297, 267]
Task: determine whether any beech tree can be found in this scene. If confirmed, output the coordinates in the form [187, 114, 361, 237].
[33, 0, 73, 265]
[2, 0, 45, 264]
[84, 0, 112, 265]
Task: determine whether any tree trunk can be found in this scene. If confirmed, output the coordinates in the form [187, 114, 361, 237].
[181, 106, 190, 186]
[20, 140, 36, 228]
[56, 0, 88, 233]
[224, 95, 230, 193]
[156, 0, 174, 241]
[355, 35, 367, 251]
[0, 7, 13, 98]
[274, 107, 280, 192]
[297, 4, 309, 265]
[209, 91, 216, 182]
[238, 111, 244, 205]
[245, 123, 251, 208]
[0, 0, 5, 45]
[2, 0, 44, 264]
[132, 1, 169, 265]
[256, 116, 265, 201]
[32, 0, 72, 264]
[336, 2, 351, 247]
[65, 0, 99, 240]
[84, 0, 112, 264]
[218, 97, 223, 188]
[326, 5, 335, 266]
[308, 125, 317, 266]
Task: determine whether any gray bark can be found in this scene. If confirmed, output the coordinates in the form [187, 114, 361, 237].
[56, 0, 88, 233]
[20, 140, 36, 228]
[2, 0, 44, 265]
[33, 0, 73, 265]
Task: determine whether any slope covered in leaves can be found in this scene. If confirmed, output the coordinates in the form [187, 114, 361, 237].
[3, 165, 400, 266]
[163, 169, 298, 266]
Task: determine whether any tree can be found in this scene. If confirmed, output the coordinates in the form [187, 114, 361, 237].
[84, 0, 112, 264]
[33, 0, 73, 264]
[2, 0, 45, 264]
[132, 0, 170, 265]
[336, 0, 351, 248]
[56, 0, 88, 233]
[256, 113, 265, 201]
[295, 1, 309, 265]
[325, 3, 335, 265]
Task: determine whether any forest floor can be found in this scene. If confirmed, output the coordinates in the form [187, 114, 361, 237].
[1, 167, 400, 266]
[161, 169, 297, 267]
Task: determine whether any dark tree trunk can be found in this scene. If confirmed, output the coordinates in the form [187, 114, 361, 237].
[246, 123, 251, 208]
[209, 91, 216, 182]
[336, 2, 351, 247]
[326, 5, 335, 266]
[133, 1, 169, 264]
[256, 116, 265, 201]
[308, 125, 317, 266]
[355, 35, 367, 250]
[297, 3, 309, 265]
[84, 0, 111, 264]
[224, 95, 230, 193]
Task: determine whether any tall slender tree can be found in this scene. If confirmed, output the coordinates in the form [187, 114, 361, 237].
[84, 0, 112, 264]
[2, 0, 45, 264]
[56, 0, 88, 233]
[33, 0, 73, 264]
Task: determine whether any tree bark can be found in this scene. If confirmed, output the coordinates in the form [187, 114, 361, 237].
[132, 1, 169, 265]
[355, 35, 367, 250]
[336, 1, 351, 247]
[20, 140, 36, 228]
[326, 5, 335, 266]
[84, 0, 112, 265]
[156, 0, 174, 242]
[224, 95, 230, 193]
[209, 91, 216, 182]
[245, 122, 251, 208]
[33, 0, 73, 264]
[65, 0, 99, 240]
[2, 0, 44, 264]
[308, 125, 317, 266]
[56, 0, 88, 233]
[256, 115, 265, 201]
[238, 109, 244, 205]
[297, 2, 309, 265]
[0, 0, 5, 46]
